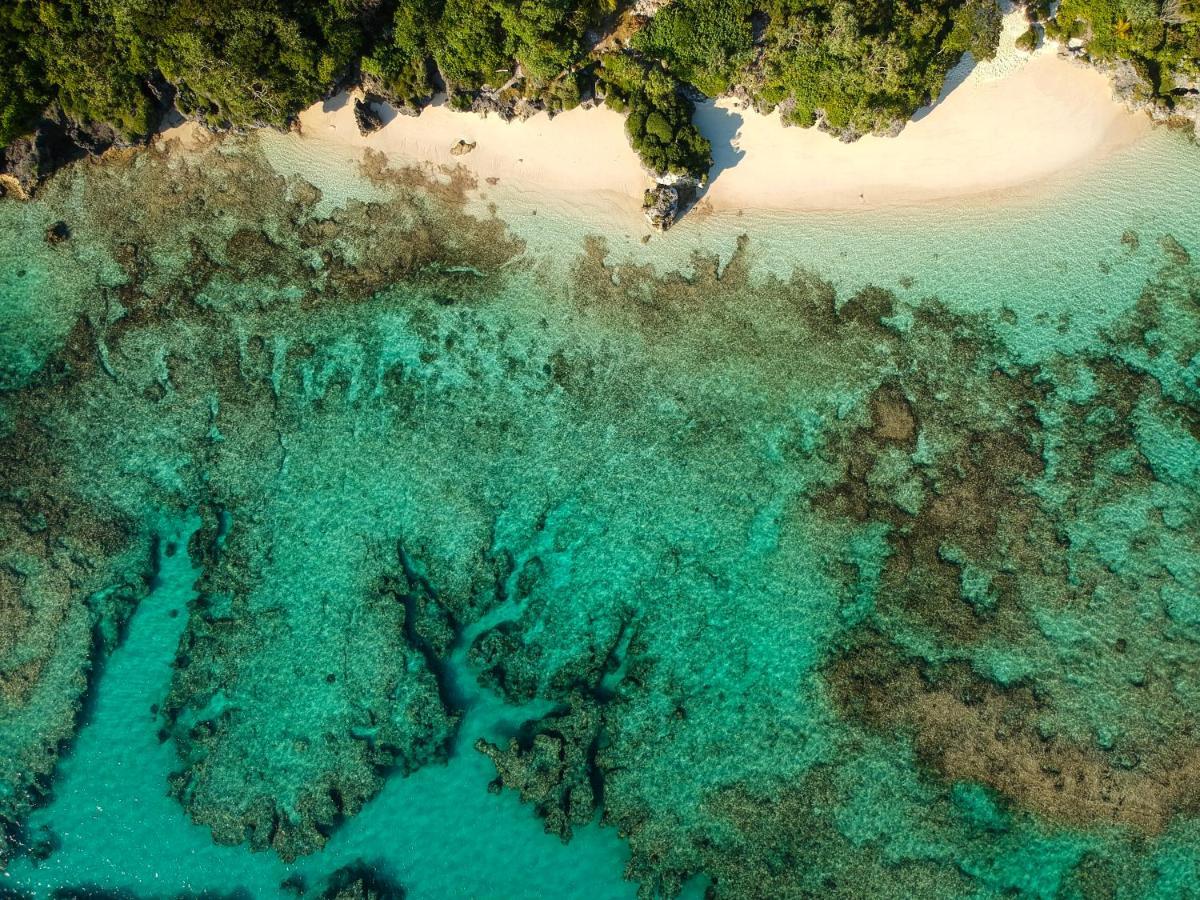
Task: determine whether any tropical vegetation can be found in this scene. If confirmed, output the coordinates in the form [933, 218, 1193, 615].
[1, 0, 1197, 184]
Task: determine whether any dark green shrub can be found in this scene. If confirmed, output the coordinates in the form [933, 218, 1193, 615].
[632, 0, 754, 96]
[622, 69, 711, 177]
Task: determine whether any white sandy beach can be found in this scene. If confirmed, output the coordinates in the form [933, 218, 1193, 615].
[261, 8, 1151, 221]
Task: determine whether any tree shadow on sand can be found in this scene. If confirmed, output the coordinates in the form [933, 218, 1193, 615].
[687, 102, 746, 212]
[912, 51, 978, 122]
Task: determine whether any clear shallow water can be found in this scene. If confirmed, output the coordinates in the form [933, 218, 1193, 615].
[0, 126, 1198, 899]
[484, 126, 1200, 363]
[6, 517, 634, 899]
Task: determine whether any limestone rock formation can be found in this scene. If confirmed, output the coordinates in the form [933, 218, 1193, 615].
[643, 183, 679, 230]
[1071, 49, 1200, 137]
[634, 0, 671, 18]
[353, 96, 386, 136]
[643, 176, 699, 230]
[1, 137, 42, 198]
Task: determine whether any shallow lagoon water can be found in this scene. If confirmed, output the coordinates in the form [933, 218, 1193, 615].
[5, 519, 635, 899]
[0, 125, 1198, 899]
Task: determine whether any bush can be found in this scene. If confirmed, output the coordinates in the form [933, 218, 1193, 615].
[617, 64, 711, 177]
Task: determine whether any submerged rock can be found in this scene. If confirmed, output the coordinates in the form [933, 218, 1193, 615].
[4, 125, 1200, 900]
[44, 221, 71, 245]
[476, 696, 602, 840]
[320, 860, 406, 900]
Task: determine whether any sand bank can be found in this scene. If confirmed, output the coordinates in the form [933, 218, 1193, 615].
[270, 13, 1149, 220]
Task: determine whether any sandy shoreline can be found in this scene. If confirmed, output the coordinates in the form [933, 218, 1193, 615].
[182, 8, 1152, 225]
[692, 55, 1149, 211]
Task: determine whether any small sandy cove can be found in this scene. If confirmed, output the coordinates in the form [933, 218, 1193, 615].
[268, 10, 1150, 218]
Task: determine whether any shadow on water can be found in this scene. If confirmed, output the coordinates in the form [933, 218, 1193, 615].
[912, 50, 977, 122]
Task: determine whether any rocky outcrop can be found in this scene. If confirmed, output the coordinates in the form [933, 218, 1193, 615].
[449, 139, 476, 156]
[353, 95, 386, 136]
[1171, 71, 1200, 94]
[359, 62, 437, 119]
[1066, 50, 1200, 137]
[642, 175, 699, 230]
[1167, 71, 1200, 136]
[634, 0, 671, 18]
[0, 104, 153, 198]
[643, 183, 680, 230]
[465, 87, 545, 122]
[1, 137, 39, 198]
[1110, 58, 1157, 106]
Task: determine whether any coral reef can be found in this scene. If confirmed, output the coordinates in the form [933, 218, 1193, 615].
[320, 860, 406, 900]
[1, 134, 1198, 897]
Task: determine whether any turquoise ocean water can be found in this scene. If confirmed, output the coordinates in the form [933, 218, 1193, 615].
[0, 121, 1198, 899]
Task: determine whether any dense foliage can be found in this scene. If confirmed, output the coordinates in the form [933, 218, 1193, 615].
[155, 0, 369, 127]
[0, 8, 47, 146]
[631, 0, 756, 96]
[363, 0, 613, 106]
[360, 0, 436, 107]
[753, 0, 1001, 133]
[599, 53, 713, 176]
[1, 0, 156, 143]
[1046, 0, 1200, 103]
[0, 0, 376, 143]
[1, 0, 1198, 180]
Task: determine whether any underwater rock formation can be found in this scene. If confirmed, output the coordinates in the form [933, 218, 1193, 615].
[319, 860, 407, 899]
[0, 135, 520, 862]
[0, 323, 156, 861]
[476, 694, 604, 840]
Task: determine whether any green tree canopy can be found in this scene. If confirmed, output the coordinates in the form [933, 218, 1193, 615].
[1, 0, 1196, 186]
